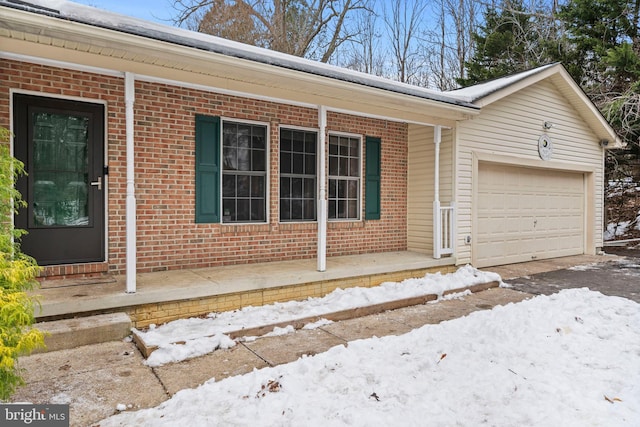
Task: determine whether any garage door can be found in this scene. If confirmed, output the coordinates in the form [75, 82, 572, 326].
[475, 163, 584, 268]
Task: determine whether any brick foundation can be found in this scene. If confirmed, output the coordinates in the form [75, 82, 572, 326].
[128, 265, 456, 328]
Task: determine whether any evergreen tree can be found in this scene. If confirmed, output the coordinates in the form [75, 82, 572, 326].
[560, 0, 640, 152]
[558, 0, 639, 91]
[457, 0, 560, 86]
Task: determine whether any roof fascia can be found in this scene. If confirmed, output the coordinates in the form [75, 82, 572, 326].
[469, 64, 562, 107]
[0, 5, 478, 124]
[471, 65, 622, 147]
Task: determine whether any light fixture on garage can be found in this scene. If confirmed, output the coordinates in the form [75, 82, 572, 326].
[543, 121, 554, 130]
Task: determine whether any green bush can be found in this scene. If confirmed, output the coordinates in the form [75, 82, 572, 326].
[0, 127, 45, 401]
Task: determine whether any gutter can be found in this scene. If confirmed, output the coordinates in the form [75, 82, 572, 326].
[0, 0, 478, 111]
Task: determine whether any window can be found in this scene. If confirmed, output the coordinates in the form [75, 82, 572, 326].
[221, 121, 268, 223]
[280, 128, 317, 222]
[328, 134, 360, 220]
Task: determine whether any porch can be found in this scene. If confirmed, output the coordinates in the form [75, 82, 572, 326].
[35, 251, 457, 328]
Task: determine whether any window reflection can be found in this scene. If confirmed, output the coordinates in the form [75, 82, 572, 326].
[222, 121, 267, 222]
[32, 112, 90, 227]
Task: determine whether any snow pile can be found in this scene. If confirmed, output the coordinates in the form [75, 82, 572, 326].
[101, 288, 640, 426]
[138, 265, 501, 366]
[605, 221, 634, 240]
[143, 333, 236, 367]
[568, 263, 601, 271]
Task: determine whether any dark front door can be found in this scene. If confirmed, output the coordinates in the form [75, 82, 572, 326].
[13, 94, 105, 265]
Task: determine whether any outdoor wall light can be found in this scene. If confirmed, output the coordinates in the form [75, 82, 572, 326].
[543, 121, 555, 130]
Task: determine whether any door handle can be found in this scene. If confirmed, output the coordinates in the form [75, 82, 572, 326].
[90, 176, 102, 191]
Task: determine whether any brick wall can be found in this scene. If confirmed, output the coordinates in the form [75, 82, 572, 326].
[1, 59, 408, 276]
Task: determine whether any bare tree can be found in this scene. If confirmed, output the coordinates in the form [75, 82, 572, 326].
[418, 0, 478, 90]
[383, 0, 429, 84]
[172, 0, 369, 62]
[338, 3, 387, 76]
[196, 1, 262, 46]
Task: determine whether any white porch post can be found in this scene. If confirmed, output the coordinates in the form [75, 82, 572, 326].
[125, 72, 137, 293]
[317, 106, 327, 272]
[433, 125, 442, 259]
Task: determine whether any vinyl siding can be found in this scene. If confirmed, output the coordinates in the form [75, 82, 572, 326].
[455, 79, 604, 265]
[407, 124, 454, 254]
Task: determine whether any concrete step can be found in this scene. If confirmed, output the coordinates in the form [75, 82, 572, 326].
[133, 281, 500, 359]
[34, 312, 132, 353]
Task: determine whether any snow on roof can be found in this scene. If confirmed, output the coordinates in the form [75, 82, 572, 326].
[1, 0, 477, 109]
[447, 63, 559, 103]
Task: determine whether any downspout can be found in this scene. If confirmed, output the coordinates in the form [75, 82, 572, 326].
[125, 72, 137, 293]
[433, 125, 442, 259]
[317, 106, 327, 272]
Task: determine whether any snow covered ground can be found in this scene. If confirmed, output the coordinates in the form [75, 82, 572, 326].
[137, 265, 501, 366]
[100, 267, 640, 426]
[605, 218, 640, 241]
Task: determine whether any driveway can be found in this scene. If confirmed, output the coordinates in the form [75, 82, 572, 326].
[501, 247, 640, 303]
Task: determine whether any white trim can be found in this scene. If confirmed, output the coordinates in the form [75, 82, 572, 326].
[327, 132, 363, 222]
[3, 53, 462, 128]
[1, 53, 461, 129]
[125, 72, 137, 293]
[433, 125, 442, 202]
[326, 106, 453, 128]
[327, 130, 362, 139]
[277, 124, 320, 132]
[8, 88, 109, 107]
[102, 98, 110, 265]
[473, 150, 597, 173]
[140, 74, 318, 111]
[219, 117, 271, 225]
[221, 116, 272, 127]
[1, 52, 318, 109]
[0, 52, 124, 78]
[317, 106, 327, 272]
[277, 125, 320, 224]
[433, 125, 441, 258]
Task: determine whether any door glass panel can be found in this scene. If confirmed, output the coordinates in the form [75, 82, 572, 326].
[32, 112, 89, 227]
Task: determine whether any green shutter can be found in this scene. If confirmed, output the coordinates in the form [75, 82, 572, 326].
[195, 114, 221, 223]
[365, 136, 381, 220]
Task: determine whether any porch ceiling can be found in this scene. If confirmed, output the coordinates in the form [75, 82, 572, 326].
[0, 5, 478, 127]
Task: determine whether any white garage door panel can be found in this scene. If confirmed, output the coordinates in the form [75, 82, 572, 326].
[476, 163, 584, 268]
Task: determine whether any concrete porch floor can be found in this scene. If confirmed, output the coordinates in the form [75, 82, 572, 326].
[35, 251, 455, 323]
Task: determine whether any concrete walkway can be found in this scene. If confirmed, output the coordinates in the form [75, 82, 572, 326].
[12, 287, 529, 427]
[10, 254, 619, 427]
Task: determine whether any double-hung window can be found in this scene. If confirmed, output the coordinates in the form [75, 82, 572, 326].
[280, 128, 317, 222]
[196, 114, 379, 225]
[221, 121, 267, 223]
[328, 134, 361, 220]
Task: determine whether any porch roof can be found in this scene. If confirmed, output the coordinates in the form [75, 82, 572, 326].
[0, 0, 479, 127]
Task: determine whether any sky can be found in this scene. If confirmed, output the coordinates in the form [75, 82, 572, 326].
[73, 0, 176, 24]
[95, 263, 640, 426]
